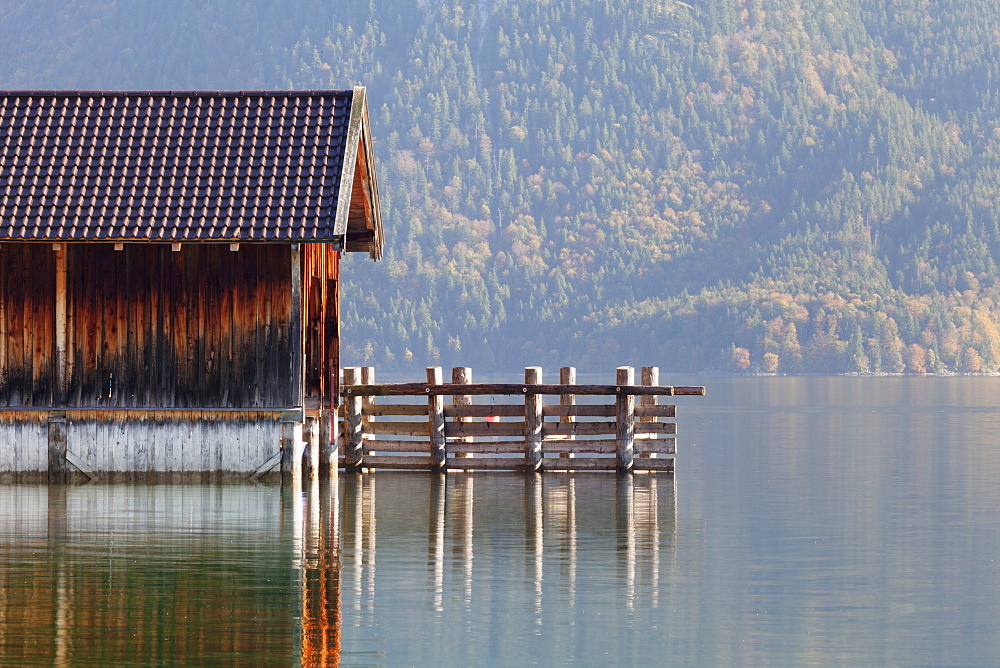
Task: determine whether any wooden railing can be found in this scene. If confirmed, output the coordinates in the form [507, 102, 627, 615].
[338, 366, 705, 473]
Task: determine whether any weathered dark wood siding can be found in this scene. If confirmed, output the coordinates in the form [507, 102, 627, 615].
[66, 243, 294, 408]
[0, 242, 305, 409]
[0, 244, 56, 406]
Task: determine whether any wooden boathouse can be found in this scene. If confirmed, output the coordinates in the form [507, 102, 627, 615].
[0, 88, 384, 481]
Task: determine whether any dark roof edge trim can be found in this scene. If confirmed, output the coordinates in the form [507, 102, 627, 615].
[333, 86, 365, 238]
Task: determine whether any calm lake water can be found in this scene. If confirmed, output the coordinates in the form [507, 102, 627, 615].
[2, 376, 1000, 665]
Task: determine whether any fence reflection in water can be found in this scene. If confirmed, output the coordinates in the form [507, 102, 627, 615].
[325, 471, 677, 660]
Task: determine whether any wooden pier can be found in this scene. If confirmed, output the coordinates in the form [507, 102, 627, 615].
[338, 366, 705, 473]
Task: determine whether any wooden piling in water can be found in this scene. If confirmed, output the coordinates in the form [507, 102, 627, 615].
[452, 367, 473, 468]
[616, 367, 635, 472]
[559, 366, 576, 462]
[343, 367, 364, 471]
[524, 367, 543, 472]
[640, 367, 658, 461]
[427, 367, 446, 470]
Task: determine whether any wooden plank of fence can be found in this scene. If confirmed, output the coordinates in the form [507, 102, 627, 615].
[444, 456, 528, 471]
[634, 422, 677, 436]
[635, 438, 676, 455]
[447, 441, 526, 454]
[368, 421, 431, 437]
[363, 455, 436, 469]
[540, 456, 617, 470]
[544, 404, 616, 418]
[445, 404, 523, 418]
[635, 405, 675, 419]
[632, 457, 675, 471]
[541, 441, 616, 454]
[445, 421, 524, 438]
[544, 437, 618, 451]
[542, 421, 617, 437]
[364, 404, 428, 417]
[359, 441, 432, 453]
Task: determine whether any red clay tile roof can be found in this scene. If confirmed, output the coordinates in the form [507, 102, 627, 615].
[0, 89, 382, 251]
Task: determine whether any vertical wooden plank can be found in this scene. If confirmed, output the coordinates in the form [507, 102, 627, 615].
[524, 366, 543, 472]
[343, 367, 363, 471]
[318, 244, 328, 407]
[559, 366, 576, 460]
[428, 366, 446, 470]
[54, 246, 67, 405]
[616, 366, 635, 472]
[452, 366, 472, 467]
[291, 244, 304, 409]
[640, 366, 659, 460]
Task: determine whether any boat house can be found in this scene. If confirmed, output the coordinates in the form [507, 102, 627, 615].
[0, 88, 383, 481]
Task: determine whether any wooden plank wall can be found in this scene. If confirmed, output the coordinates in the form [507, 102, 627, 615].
[0, 244, 56, 406]
[63, 412, 282, 473]
[0, 412, 47, 472]
[65, 243, 294, 409]
[0, 412, 282, 474]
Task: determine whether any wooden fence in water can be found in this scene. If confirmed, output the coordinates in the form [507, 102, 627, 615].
[338, 365, 705, 473]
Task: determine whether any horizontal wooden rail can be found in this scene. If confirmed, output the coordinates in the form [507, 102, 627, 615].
[342, 383, 705, 397]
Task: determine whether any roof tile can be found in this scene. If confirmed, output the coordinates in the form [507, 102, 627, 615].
[0, 90, 356, 241]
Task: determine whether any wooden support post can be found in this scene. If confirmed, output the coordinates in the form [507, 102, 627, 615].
[281, 410, 304, 481]
[428, 367, 446, 470]
[525, 366, 543, 472]
[616, 366, 635, 472]
[559, 366, 576, 460]
[319, 408, 336, 476]
[452, 367, 473, 468]
[305, 416, 320, 480]
[641, 366, 659, 460]
[343, 367, 363, 471]
[47, 411, 67, 484]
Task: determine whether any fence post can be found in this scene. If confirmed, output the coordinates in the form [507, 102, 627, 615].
[428, 367, 447, 470]
[525, 366, 543, 472]
[640, 366, 658, 460]
[616, 366, 635, 472]
[343, 367, 363, 471]
[361, 367, 375, 452]
[452, 367, 473, 469]
[559, 366, 576, 461]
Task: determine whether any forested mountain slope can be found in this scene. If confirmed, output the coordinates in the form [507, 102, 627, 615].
[4, 0, 1000, 373]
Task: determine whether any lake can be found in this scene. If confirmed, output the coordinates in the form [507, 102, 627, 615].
[1, 376, 999, 665]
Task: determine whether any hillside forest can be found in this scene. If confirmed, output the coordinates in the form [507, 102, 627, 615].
[4, 0, 1000, 374]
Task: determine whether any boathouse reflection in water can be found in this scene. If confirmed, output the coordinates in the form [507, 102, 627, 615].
[0, 474, 674, 663]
